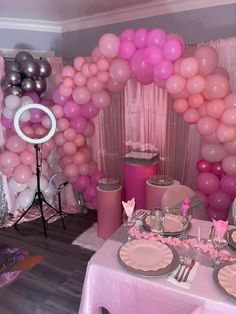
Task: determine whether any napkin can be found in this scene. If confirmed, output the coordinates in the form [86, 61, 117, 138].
[167, 261, 199, 289]
[122, 198, 135, 219]
[212, 219, 228, 240]
[181, 198, 191, 217]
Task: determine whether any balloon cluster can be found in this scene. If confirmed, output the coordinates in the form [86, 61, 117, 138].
[1, 51, 51, 98]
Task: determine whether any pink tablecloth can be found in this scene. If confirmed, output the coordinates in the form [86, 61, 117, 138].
[79, 219, 236, 314]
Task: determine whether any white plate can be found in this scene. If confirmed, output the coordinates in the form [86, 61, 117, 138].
[119, 239, 173, 272]
[214, 263, 236, 302]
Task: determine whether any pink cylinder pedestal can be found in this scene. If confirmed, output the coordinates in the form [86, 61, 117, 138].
[123, 163, 158, 209]
[146, 180, 180, 210]
[97, 186, 122, 240]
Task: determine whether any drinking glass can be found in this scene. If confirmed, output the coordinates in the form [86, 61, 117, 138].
[211, 227, 228, 267]
[150, 208, 164, 235]
[123, 217, 135, 242]
[178, 208, 192, 239]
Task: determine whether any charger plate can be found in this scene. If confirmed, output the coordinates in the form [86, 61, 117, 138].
[213, 263, 236, 303]
[228, 229, 236, 250]
[118, 239, 179, 276]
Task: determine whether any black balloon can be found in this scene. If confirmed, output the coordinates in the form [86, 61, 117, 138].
[21, 78, 36, 92]
[1, 79, 11, 91]
[15, 51, 33, 65]
[20, 59, 40, 78]
[5, 61, 20, 73]
[5, 86, 23, 97]
[38, 59, 52, 78]
[5, 71, 21, 86]
[34, 77, 47, 94]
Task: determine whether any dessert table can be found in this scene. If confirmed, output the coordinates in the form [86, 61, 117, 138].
[78, 219, 236, 314]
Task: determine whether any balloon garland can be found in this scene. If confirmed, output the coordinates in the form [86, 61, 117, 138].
[0, 28, 236, 220]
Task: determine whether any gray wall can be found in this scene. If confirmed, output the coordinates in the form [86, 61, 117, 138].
[61, 3, 236, 57]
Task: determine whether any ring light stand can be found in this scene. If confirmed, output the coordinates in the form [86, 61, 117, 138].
[13, 104, 64, 237]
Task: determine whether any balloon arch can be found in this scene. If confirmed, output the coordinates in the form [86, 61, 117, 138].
[1, 27, 236, 220]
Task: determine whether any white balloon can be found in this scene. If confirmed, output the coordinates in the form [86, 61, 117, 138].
[8, 178, 28, 193]
[20, 96, 33, 106]
[4, 95, 21, 110]
[30, 175, 48, 191]
[17, 188, 35, 208]
[3, 107, 13, 119]
[20, 109, 31, 122]
[43, 184, 54, 198]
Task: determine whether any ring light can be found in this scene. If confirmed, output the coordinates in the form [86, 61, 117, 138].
[49, 172, 68, 192]
[14, 103, 56, 144]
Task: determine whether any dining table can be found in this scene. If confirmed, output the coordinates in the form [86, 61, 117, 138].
[78, 217, 236, 314]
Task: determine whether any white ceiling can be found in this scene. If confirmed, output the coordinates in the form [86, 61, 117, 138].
[0, 0, 235, 32]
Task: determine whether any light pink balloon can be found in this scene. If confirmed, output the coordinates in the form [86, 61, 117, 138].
[64, 128, 77, 141]
[92, 90, 111, 109]
[196, 172, 219, 194]
[97, 71, 110, 83]
[224, 92, 236, 108]
[222, 155, 236, 175]
[87, 76, 104, 92]
[221, 108, 236, 126]
[57, 118, 70, 132]
[216, 123, 236, 143]
[144, 46, 163, 66]
[83, 121, 95, 137]
[163, 38, 183, 61]
[63, 141, 77, 155]
[198, 102, 208, 117]
[64, 163, 79, 178]
[203, 74, 229, 100]
[13, 164, 33, 184]
[173, 98, 188, 113]
[0, 150, 20, 168]
[91, 46, 103, 62]
[186, 75, 205, 94]
[99, 33, 120, 58]
[212, 66, 229, 79]
[81, 63, 92, 78]
[224, 138, 236, 155]
[74, 134, 86, 147]
[147, 28, 167, 47]
[34, 126, 47, 138]
[72, 86, 91, 104]
[43, 138, 56, 151]
[179, 57, 199, 78]
[6, 134, 26, 153]
[78, 162, 90, 176]
[109, 58, 131, 83]
[206, 99, 226, 119]
[72, 151, 86, 165]
[205, 132, 221, 144]
[97, 58, 109, 71]
[52, 104, 64, 119]
[201, 143, 227, 162]
[166, 74, 186, 95]
[183, 108, 200, 124]
[73, 56, 85, 71]
[54, 132, 66, 146]
[62, 77, 74, 88]
[172, 88, 189, 100]
[61, 65, 75, 78]
[197, 117, 218, 136]
[188, 94, 204, 109]
[60, 156, 72, 168]
[41, 115, 52, 129]
[71, 116, 88, 134]
[89, 63, 98, 75]
[73, 72, 87, 87]
[193, 46, 218, 76]
[106, 79, 125, 93]
[119, 40, 136, 59]
[58, 84, 72, 97]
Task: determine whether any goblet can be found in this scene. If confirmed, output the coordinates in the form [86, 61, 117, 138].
[123, 216, 135, 242]
[178, 208, 192, 239]
[211, 227, 228, 267]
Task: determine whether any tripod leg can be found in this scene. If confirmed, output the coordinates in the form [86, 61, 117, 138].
[58, 192, 66, 230]
[38, 197, 47, 238]
[14, 193, 38, 229]
[42, 193, 66, 230]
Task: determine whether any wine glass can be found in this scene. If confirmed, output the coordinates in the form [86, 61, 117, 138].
[211, 227, 228, 267]
[123, 216, 135, 242]
[178, 208, 192, 239]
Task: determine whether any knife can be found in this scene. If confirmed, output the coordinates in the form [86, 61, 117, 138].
[182, 259, 195, 282]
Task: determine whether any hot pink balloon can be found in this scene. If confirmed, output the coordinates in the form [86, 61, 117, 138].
[144, 46, 163, 66]
[134, 28, 148, 48]
[208, 189, 231, 211]
[80, 101, 99, 119]
[52, 88, 70, 105]
[64, 100, 81, 118]
[211, 162, 224, 177]
[131, 48, 154, 84]
[1, 115, 13, 129]
[120, 29, 135, 41]
[119, 40, 136, 59]
[71, 116, 88, 133]
[85, 183, 97, 199]
[163, 38, 183, 61]
[153, 60, 174, 81]
[207, 206, 228, 221]
[30, 108, 45, 123]
[147, 29, 166, 47]
[220, 175, 236, 196]
[196, 172, 219, 194]
[74, 175, 90, 192]
[196, 159, 212, 173]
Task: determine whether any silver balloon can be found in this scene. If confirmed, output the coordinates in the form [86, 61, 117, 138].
[21, 78, 36, 92]
[35, 77, 47, 94]
[5, 86, 23, 97]
[6, 71, 21, 85]
[21, 59, 40, 78]
[1, 79, 11, 91]
[5, 61, 20, 73]
[15, 51, 33, 65]
[38, 59, 52, 78]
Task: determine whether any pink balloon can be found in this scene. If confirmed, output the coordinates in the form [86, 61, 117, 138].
[64, 163, 79, 178]
[6, 134, 26, 153]
[222, 155, 236, 175]
[60, 155, 72, 168]
[0, 150, 20, 168]
[198, 102, 208, 117]
[99, 33, 120, 58]
[196, 172, 220, 194]
[24, 92, 40, 103]
[134, 28, 148, 48]
[186, 75, 205, 94]
[58, 83, 72, 97]
[196, 159, 212, 173]
[220, 175, 236, 196]
[91, 170, 104, 184]
[63, 141, 77, 155]
[109, 58, 131, 83]
[91, 46, 103, 62]
[216, 123, 236, 143]
[72, 151, 86, 165]
[61, 65, 75, 78]
[54, 132, 66, 146]
[153, 60, 174, 81]
[52, 88, 70, 105]
[62, 77, 74, 88]
[73, 72, 87, 87]
[163, 38, 183, 61]
[57, 118, 70, 132]
[179, 57, 199, 78]
[64, 100, 81, 118]
[183, 108, 200, 124]
[30, 108, 44, 123]
[119, 40, 136, 59]
[224, 138, 236, 155]
[97, 71, 109, 83]
[188, 94, 204, 109]
[206, 206, 228, 221]
[205, 132, 221, 144]
[193, 46, 218, 76]
[89, 63, 98, 75]
[221, 108, 236, 126]
[212, 66, 229, 79]
[224, 92, 236, 108]
[131, 49, 154, 84]
[80, 147, 92, 162]
[106, 79, 125, 93]
[197, 117, 218, 136]
[166, 74, 185, 95]
[64, 128, 77, 141]
[52, 104, 64, 119]
[88, 161, 98, 176]
[74, 134, 86, 147]
[1, 115, 13, 129]
[154, 79, 166, 89]
[144, 46, 163, 66]
[83, 121, 95, 137]
[72, 86, 91, 104]
[147, 29, 166, 47]
[78, 162, 90, 175]
[97, 59, 109, 71]
[211, 162, 224, 177]
[41, 115, 52, 129]
[20, 150, 35, 166]
[206, 99, 226, 119]
[87, 76, 103, 92]
[43, 138, 56, 151]
[173, 98, 188, 113]
[201, 143, 227, 162]
[120, 29, 135, 41]
[13, 164, 33, 184]
[85, 183, 97, 199]
[73, 56, 85, 71]
[71, 116, 88, 134]
[208, 189, 231, 211]
[167, 33, 185, 50]
[74, 175, 90, 192]
[92, 90, 111, 109]
[203, 74, 229, 100]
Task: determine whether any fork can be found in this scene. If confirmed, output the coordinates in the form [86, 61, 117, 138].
[174, 257, 186, 280]
[177, 258, 191, 282]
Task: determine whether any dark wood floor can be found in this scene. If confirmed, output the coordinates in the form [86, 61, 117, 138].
[0, 210, 97, 314]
